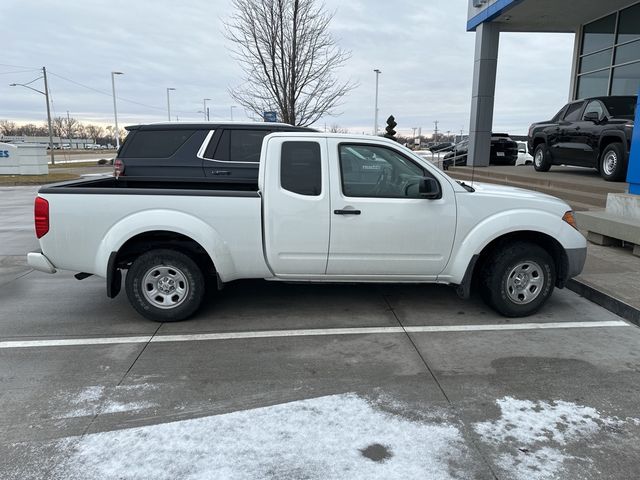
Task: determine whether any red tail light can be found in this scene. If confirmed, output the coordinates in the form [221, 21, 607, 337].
[114, 158, 125, 178]
[35, 197, 49, 239]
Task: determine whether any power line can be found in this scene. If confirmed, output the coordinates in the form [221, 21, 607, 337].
[0, 69, 42, 76]
[0, 62, 39, 69]
[48, 71, 198, 116]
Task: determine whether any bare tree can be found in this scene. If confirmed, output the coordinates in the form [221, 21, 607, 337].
[225, 0, 355, 126]
[0, 120, 18, 135]
[85, 125, 104, 143]
[64, 116, 80, 141]
[53, 117, 65, 137]
[329, 124, 349, 133]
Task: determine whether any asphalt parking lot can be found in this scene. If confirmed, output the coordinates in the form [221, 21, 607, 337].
[2, 185, 640, 480]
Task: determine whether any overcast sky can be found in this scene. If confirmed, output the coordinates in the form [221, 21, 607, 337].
[1, 0, 575, 136]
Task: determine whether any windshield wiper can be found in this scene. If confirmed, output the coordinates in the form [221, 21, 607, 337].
[457, 181, 475, 192]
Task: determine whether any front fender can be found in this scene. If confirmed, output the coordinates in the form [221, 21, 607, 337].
[94, 209, 236, 281]
[442, 209, 585, 284]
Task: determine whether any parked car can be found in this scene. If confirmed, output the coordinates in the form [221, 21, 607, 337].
[442, 134, 519, 169]
[115, 122, 315, 181]
[528, 95, 636, 181]
[28, 133, 586, 322]
[516, 141, 534, 166]
[429, 142, 455, 153]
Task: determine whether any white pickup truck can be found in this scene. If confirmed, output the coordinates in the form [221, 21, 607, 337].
[28, 133, 587, 322]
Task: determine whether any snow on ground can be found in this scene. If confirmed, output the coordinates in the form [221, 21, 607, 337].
[57, 384, 157, 418]
[473, 396, 634, 480]
[51, 393, 470, 480]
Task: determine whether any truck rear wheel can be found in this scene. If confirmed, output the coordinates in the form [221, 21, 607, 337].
[125, 249, 205, 322]
[600, 143, 626, 182]
[533, 144, 551, 172]
[480, 242, 555, 317]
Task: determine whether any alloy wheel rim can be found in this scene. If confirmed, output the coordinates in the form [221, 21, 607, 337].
[603, 151, 617, 176]
[505, 261, 544, 305]
[142, 265, 189, 309]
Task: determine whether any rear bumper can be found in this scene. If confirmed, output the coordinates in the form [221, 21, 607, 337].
[27, 251, 57, 274]
[566, 247, 587, 280]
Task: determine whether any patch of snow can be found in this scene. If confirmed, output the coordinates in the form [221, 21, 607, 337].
[100, 401, 155, 414]
[474, 397, 605, 447]
[473, 397, 632, 480]
[57, 384, 157, 418]
[52, 393, 469, 480]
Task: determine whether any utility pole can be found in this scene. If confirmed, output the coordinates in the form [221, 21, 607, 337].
[166, 87, 176, 121]
[203, 98, 211, 121]
[230, 106, 236, 121]
[111, 71, 123, 150]
[66, 110, 71, 149]
[434, 120, 439, 143]
[373, 69, 381, 135]
[42, 67, 55, 165]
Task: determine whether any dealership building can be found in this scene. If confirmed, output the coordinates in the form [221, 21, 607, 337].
[466, 0, 640, 167]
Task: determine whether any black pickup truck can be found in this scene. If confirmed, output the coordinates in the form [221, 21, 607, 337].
[528, 95, 636, 181]
[115, 122, 314, 181]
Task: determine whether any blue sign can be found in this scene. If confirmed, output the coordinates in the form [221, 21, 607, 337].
[627, 90, 640, 195]
[263, 111, 278, 122]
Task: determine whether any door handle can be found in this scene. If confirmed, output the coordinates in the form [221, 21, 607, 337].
[334, 209, 361, 215]
[211, 170, 231, 176]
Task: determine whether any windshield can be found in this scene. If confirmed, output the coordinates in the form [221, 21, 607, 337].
[602, 96, 637, 119]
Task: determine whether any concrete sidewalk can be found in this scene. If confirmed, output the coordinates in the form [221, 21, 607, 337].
[568, 240, 640, 325]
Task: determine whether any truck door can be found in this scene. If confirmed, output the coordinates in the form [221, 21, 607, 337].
[262, 137, 330, 275]
[326, 140, 456, 278]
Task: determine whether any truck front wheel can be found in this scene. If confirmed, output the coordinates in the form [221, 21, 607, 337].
[125, 249, 205, 322]
[480, 242, 556, 317]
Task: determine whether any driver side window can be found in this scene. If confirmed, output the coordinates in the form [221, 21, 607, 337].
[339, 144, 428, 198]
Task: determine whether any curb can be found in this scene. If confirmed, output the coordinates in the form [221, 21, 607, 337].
[567, 278, 640, 327]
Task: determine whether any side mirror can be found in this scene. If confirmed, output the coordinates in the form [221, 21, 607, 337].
[583, 111, 600, 123]
[419, 177, 442, 199]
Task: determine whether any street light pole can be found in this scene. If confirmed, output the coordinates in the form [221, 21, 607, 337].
[203, 98, 211, 121]
[373, 69, 381, 136]
[10, 68, 56, 164]
[42, 67, 55, 165]
[111, 71, 123, 150]
[166, 88, 176, 121]
[230, 106, 236, 121]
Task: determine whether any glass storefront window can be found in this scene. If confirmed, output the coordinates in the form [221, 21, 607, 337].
[580, 49, 613, 73]
[577, 70, 610, 99]
[611, 62, 640, 95]
[615, 39, 640, 66]
[617, 3, 640, 44]
[582, 14, 616, 55]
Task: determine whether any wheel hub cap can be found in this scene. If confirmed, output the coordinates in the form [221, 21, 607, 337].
[506, 261, 544, 305]
[604, 152, 617, 175]
[142, 265, 189, 309]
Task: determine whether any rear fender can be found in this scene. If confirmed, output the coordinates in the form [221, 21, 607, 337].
[94, 209, 235, 281]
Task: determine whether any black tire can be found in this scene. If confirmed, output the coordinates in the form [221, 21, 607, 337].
[599, 143, 626, 182]
[480, 242, 556, 317]
[125, 249, 205, 322]
[533, 144, 551, 172]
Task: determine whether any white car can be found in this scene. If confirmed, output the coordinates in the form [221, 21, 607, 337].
[28, 133, 586, 322]
[516, 141, 534, 166]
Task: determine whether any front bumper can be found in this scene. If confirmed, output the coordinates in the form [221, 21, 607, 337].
[27, 251, 57, 274]
[566, 247, 587, 279]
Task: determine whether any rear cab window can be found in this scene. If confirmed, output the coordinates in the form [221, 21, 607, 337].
[280, 141, 322, 196]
